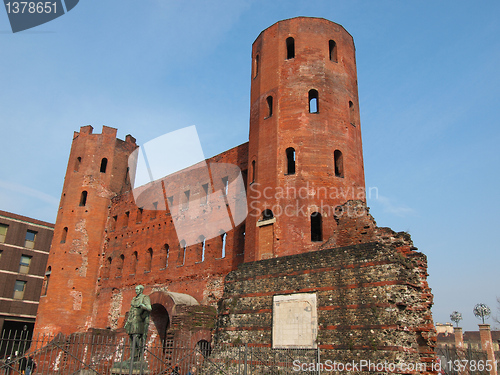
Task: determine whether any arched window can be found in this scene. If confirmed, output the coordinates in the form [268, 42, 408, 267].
[251, 160, 256, 184]
[146, 248, 153, 272]
[286, 37, 295, 59]
[162, 244, 169, 268]
[329, 40, 338, 62]
[262, 209, 274, 221]
[197, 235, 206, 263]
[266, 96, 273, 118]
[100, 158, 108, 173]
[61, 227, 68, 244]
[309, 89, 319, 113]
[311, 212, 322, 242]
[349, 100, 355, 126]
[74, 157, 81, 172]
[334, 150, 344, 178]
[254, 54, 260, 78]
[131, 251, 138, 274]
[221, 232, 227, 258]
[79, 191, 88, 206]
[286, 147, 296, 175]
[197, 340, 212, 358]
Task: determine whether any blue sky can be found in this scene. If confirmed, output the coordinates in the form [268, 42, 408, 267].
[1, 1, 499, 331]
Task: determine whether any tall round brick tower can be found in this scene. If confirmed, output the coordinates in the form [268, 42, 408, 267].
[34, 126, 137, 335]
[245, 17, 366, 262]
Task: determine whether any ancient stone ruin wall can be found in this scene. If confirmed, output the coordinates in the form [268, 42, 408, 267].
[216, 200, 436, 371]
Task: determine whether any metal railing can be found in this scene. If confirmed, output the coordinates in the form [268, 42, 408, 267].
[0, 331, 320, 375]
[4, 330, 497, 375]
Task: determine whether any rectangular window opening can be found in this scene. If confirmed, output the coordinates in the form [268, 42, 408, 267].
[0, 224, 8, 243]
[19, 255, 32, 274]
[13, 280, 27, 300]
[25, 230, 37, 249]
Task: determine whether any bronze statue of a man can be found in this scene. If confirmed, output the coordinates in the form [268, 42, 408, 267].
[124, 285, 152, 361]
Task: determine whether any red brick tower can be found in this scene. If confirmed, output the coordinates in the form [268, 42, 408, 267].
[245, 17, 366, 261]
[34, 125, 137, 335]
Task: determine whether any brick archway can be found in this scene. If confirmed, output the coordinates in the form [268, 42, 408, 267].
[147, 291, 212, 347]
[148, 291, 199, 318]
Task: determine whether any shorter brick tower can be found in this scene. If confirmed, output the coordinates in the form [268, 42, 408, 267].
[34, 126, 137, 335]
[245, 17, 365, 262]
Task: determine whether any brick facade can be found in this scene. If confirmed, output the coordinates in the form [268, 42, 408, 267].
[33, 17, 436, 370]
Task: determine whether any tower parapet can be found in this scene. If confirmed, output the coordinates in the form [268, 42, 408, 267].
[34, 126, 137, 335]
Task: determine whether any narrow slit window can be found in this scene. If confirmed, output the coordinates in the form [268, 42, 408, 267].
[311, 212, 323, 242]
[286, 147, 296, 175]
[200, 236, 206, 262]
[79, 191, 88, 206]
[266, 96, 273, 118]
[254, 54, 260, 78]
[222, 176, 229, 196]
[286, 37, 295, 59]
[180, 240, 186, 266]
[202, 183, 209, 205]
[111, 215, 117, 231]
[349, 101, 355, 126]
[118, 254, 124, 277]
[125, 167, 130, 185]
[334, 150, 344, 178]
[221, 232, 227, 258]
[182, 190, 190, 210]
[136, 208, 143, 223]
[131, 251, 138, 274]
[251, 160, 256, 183]
[74, 157, 81, 172]
[42, 266, 51, 295]
[163, 244, 169, 268]
[309, 89, 319, 113]
[329, 40, 338, 62]
[124, 211, 130, 227]
[61, 227, 68, 243]
[100, 158, 108, 173]
[152, 202, 158, 218]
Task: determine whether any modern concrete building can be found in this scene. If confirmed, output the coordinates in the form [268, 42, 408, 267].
[0, 210, 54, 337]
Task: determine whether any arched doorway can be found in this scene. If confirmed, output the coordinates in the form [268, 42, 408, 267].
[150, 303, 170, 349]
